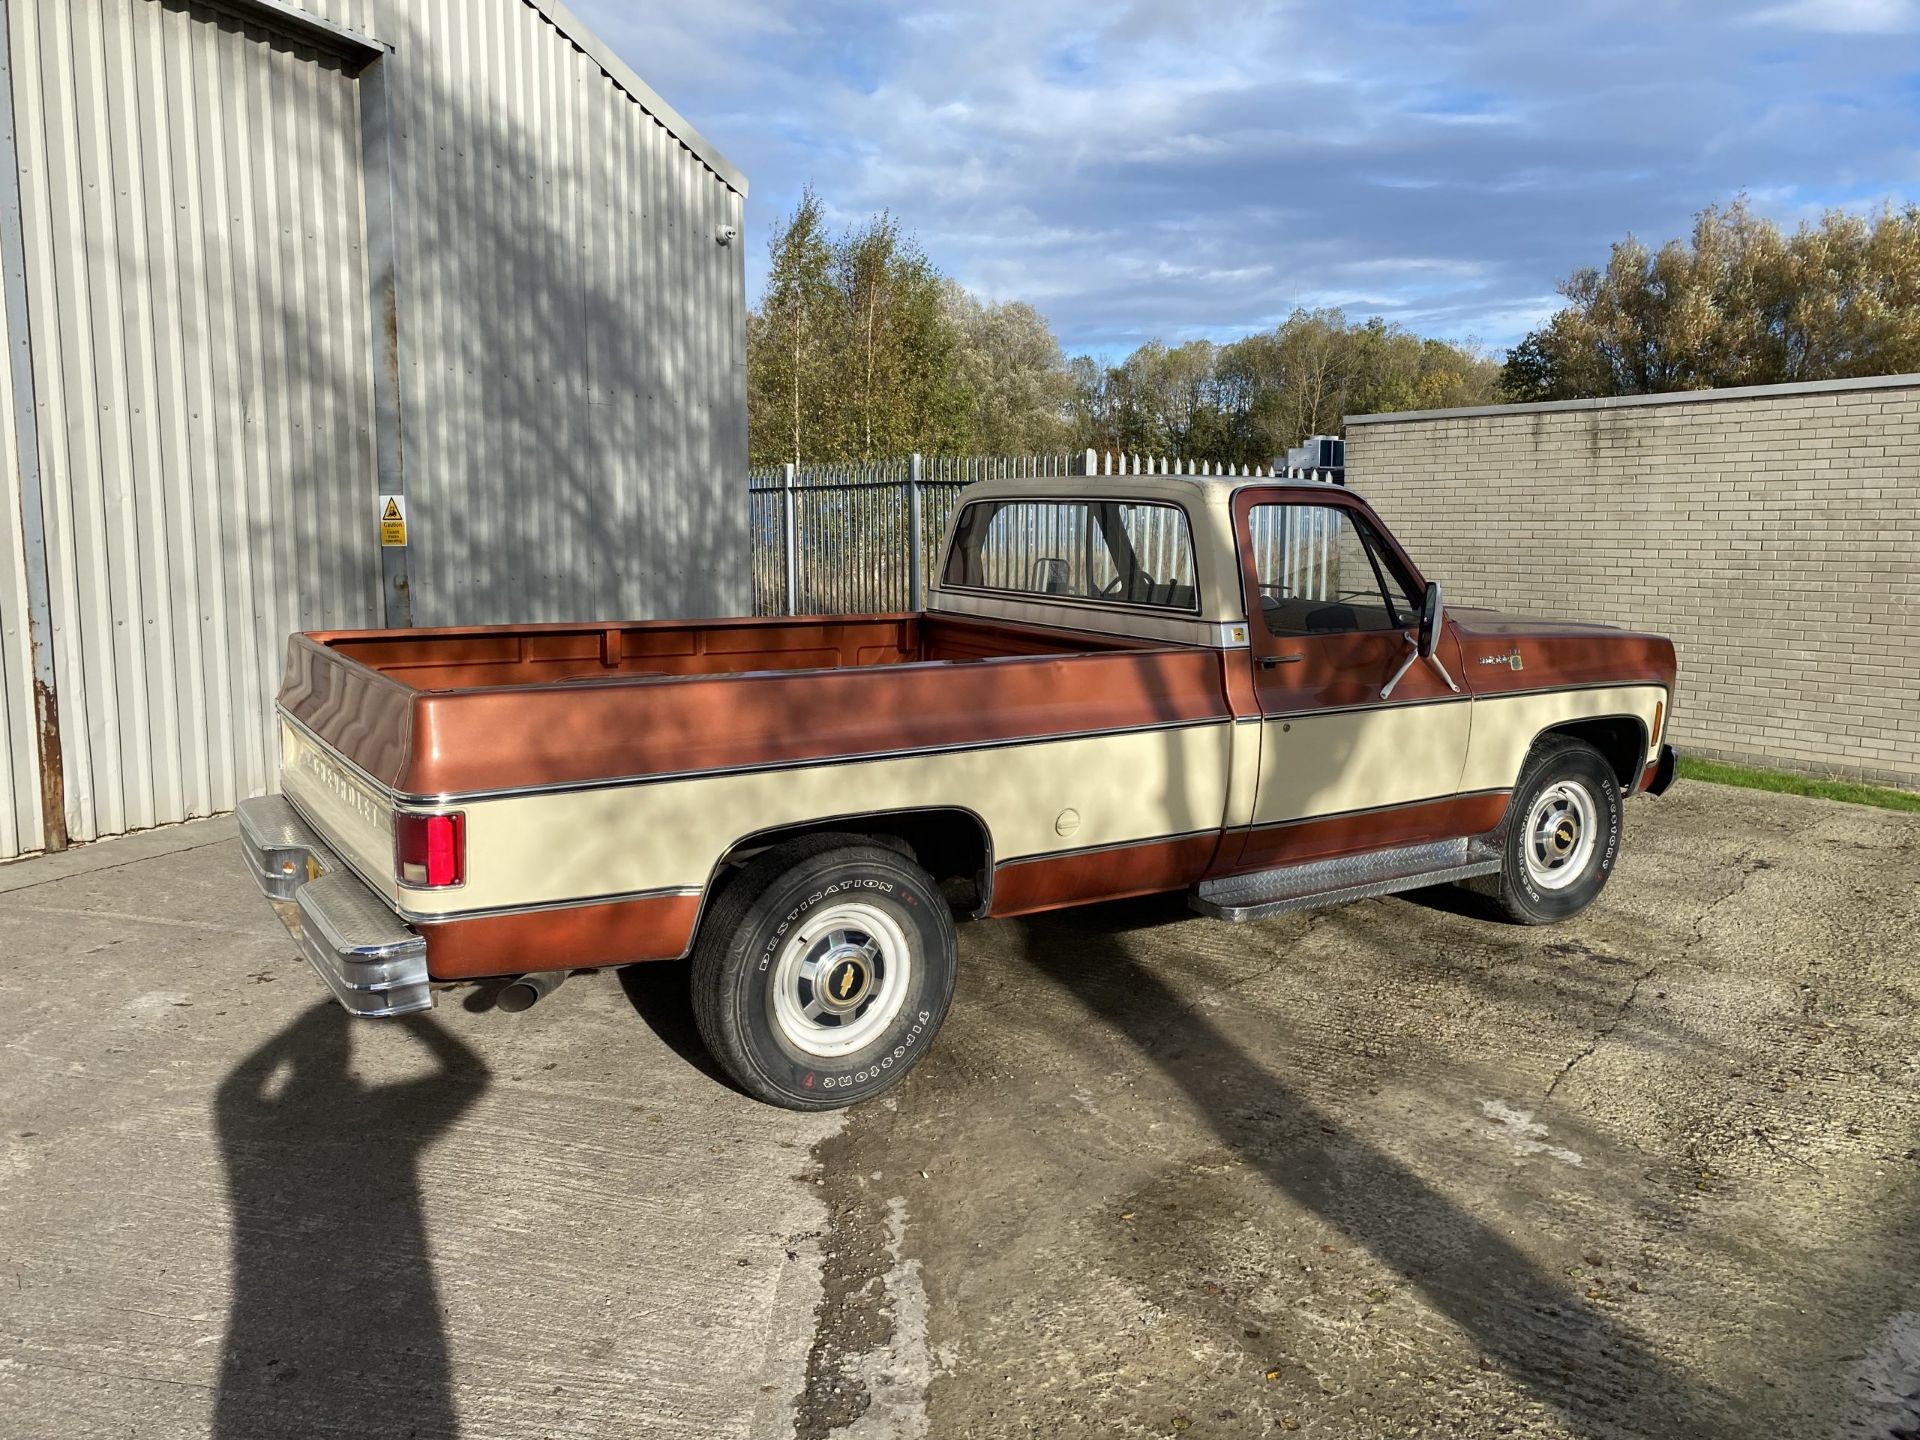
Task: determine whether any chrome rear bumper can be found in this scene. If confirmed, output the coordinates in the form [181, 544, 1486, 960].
[236, 795, 433, 1017]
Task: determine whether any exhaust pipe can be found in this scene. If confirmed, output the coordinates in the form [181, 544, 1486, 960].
[497, 969, 567, 1013]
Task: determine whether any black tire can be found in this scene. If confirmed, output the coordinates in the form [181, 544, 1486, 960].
[690, 835, 957, 1111]
[1481, 736, 1624, 925]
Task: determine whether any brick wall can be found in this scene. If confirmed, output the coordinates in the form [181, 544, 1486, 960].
[1345, 375, 1920, 789]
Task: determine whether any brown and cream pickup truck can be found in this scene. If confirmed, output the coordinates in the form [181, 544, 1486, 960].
[238, 474, 1678, 1109]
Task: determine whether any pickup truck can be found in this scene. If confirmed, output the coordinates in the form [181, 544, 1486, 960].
[238, 474, 1678, 1110]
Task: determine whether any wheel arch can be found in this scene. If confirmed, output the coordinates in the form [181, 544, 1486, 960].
[694, 805, 996, 938]
[1528, 714, 1650, 792]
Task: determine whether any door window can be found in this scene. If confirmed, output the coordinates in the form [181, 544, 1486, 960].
[1247, 504, 1418, 636]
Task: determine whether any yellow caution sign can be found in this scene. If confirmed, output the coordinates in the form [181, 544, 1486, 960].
[379, 494, 408, 547]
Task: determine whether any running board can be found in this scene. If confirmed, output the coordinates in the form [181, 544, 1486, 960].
[1190, 836, 1502, 922]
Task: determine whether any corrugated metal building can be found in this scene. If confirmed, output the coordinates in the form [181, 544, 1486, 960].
[0, 0, 749, 858]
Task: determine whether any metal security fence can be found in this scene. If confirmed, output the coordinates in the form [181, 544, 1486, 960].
[749, 447, 1342, 615]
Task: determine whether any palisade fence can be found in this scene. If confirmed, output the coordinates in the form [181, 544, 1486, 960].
[748, 449, 1343, 615]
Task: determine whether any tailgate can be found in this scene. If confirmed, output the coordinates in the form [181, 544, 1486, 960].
[275, 633, 417, 904]
[279, 719, 399, 903]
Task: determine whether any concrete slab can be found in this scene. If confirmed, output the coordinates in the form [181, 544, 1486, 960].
[1, 786, 1916, 1439]
[0, 818, 838, 1440]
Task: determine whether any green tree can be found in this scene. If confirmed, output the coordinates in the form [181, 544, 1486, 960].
[829, 213, 968, 459]
[746, 195, 969, 464]
[944, 284, 1076, 453]
[1069, 311, 1496, 466]
[1501, 200, 1920, 402]
[746, 187, 835, 468]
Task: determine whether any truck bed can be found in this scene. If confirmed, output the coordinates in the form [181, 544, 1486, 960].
[309, 613, 1147, 691]
[278, 612, 1230, 802]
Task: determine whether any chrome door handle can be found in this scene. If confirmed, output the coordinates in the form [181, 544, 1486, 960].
[1258, 654, 1304, 668]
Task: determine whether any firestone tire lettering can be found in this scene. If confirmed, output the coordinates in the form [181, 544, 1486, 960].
[1484, 736, 1625, 926]
[690, 836, 958, 1113]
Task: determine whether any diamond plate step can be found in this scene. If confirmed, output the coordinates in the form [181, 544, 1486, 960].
[1191, 835, 1502, 922]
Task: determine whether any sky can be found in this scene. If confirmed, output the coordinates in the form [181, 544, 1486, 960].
[570, 0, 1920, 360]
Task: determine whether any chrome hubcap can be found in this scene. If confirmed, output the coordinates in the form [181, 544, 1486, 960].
[1523, 780, 1598, 891]
[770, 901, 911, 1058]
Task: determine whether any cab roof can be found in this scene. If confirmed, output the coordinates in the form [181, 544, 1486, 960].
[953, 472, 1360, 510]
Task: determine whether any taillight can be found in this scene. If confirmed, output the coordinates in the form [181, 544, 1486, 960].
[395, 812, 464, 888]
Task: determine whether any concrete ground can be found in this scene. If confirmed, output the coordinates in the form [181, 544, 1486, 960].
[1, 782, 1916, 1439]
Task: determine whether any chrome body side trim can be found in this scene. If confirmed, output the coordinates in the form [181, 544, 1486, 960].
[995, 826, 1219, 867]
[277, 706, 1235, 806]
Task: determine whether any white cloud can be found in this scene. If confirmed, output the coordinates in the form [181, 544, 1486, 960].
[1751, 0, 1917, 32]
[569, 0, 1919, 353]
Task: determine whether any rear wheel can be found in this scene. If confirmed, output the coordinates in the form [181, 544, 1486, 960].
[691, 836, 957, 1110]
[1481, 736, 1623, 924]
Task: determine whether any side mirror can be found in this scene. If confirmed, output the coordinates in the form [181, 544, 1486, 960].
[1382, 580, 1458, 700]
[1418, 581, 1444, 658]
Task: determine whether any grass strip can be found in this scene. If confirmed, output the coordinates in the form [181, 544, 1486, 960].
[1678, 756, 1920, 814]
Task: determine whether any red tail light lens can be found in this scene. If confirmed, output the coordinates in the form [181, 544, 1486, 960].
[395, 812, 465, 888]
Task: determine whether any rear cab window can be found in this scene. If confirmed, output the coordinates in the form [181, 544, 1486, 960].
[942, 499, 1199, 612]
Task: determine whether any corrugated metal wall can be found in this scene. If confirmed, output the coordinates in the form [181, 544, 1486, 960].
[310, 0, 751, 626]
[5, 0, 380, 849]
[0, 0, 748, 858]
[0, 264, 39, 857]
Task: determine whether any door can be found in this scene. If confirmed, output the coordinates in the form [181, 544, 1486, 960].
[1229, 490, 1476, 872]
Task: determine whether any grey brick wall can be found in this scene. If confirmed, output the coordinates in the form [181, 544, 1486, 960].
[1346, 375, 1920, 790]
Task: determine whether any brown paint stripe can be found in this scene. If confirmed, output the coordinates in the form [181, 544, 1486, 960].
[421, 891, 700, 980]
[991, 832, 1222, 917]
[1230, 790, 1511, 874]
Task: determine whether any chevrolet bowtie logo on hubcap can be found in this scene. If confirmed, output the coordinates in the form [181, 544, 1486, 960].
[825, 957, 869, 1008]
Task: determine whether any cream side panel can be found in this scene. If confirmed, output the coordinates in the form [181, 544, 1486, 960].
[279, 722, 398, 901]
[414, 724, 1236, 917]
[1251, 701, 1473, 826]
[1459, 685, 1666, 793]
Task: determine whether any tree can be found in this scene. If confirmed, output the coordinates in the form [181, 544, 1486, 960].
[1500, 200, 1920, 402]
[746, 194, 969, 465]
[748, 192, 1502, 465]
[746, 187, 835, 468]
[944, 284, 1076, 453]
[1067, 311, 1497, 466]
[828, 213, 969, 460]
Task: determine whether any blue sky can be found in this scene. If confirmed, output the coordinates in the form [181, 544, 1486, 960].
[571, 0, 1920, 359]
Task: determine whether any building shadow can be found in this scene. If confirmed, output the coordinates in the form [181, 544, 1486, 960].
[1012, 907, 1733, 1440]
[212, 1003, 488, 1439]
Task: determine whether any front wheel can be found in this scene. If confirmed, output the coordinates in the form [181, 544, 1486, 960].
[1481, 736, 1624, 925]
[691, 836, 957, 1110]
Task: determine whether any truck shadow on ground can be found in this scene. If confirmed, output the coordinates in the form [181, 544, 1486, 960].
[212, 1003, 488, 1440]
[616, 958, 734, 1087]
[1010, 900, 1731, 1440]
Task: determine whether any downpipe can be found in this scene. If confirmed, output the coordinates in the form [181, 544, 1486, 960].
[497, 969, 567, 1013]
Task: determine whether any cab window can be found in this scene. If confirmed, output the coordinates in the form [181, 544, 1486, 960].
[1247, 503, 1418, 636]
[942, 499, 1198, 611]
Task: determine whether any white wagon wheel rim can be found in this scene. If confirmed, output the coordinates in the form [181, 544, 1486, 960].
[770, 900, 913, 1058]
[1522, 779, 1599, 891]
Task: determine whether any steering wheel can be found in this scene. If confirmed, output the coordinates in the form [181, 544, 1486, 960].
[1099, 571, 1154, 599]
